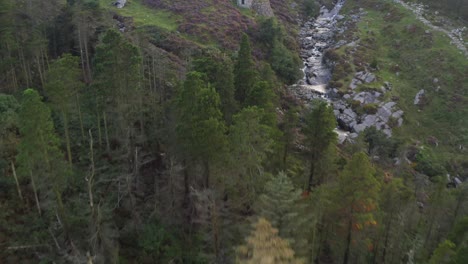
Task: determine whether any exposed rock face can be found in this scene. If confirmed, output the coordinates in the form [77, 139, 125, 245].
[349, 71, 376, 89]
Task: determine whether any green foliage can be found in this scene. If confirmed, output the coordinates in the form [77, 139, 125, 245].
[0, 94, 19, 167]
[139, 221, 183, 262]
[303, 101, 337, 188]
[270, 40, 302, 84]
[303, 0, 320, 17]
[16, 89, 70, 211]
[335, 152, 381, 263]
[415, 147, 446, 177]
[229, 106, 274, 174]
[45, 54, 82, 109]
[429, 240, 456, 264]
[175, 71, 227, 163]
[257, 18, 301, 84]
[254, 172, 300, 237]
[234, 34, 257, 104]
[192, 52, 238, 123]
[448, 217, 468, 245]
[363, 126, 398, 159]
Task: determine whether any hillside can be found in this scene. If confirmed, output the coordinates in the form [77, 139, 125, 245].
[0, 0, 467, 263]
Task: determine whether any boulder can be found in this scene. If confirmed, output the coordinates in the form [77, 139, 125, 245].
[414, 89, 425, 105]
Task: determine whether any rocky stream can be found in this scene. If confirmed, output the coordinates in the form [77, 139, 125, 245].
[290, 0, 405, 143]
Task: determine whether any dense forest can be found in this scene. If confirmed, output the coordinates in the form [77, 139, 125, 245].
[0, 0, 467, 263]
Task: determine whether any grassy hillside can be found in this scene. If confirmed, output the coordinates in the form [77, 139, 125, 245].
[335, 0, 468, 177]
[98, 0, 180, 30]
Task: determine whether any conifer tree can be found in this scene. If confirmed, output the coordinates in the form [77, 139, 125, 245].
[93, 29, 142, 151]
[16, 89, 70, 233]
[45, 53, 84, 165]
[0, 94, 21, 200]
[175, 71, 227, 188]
[303, 101, 337, 190]
[193, 53, 238, 123]
[228, 106, 273, 202]
[254, 172, 300, 238]
[236, 217, 304, 264]
[234, 34, 257, 104]
[336, 152, 381, 264]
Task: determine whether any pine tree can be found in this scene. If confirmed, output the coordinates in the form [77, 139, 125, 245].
[192, 52, 238, 123]
[336, 152, 381, 264]
[236, 217, 304, 264]
[303, 101, 337, 190]
[93, 29, 142, 151]
[254, 172, 300, 235]
[234, 33, 257, 104]
[45, 53, 84, 165]
[0, 94, 21, 200]
[175, 71, 227, 188]
[16, 89, 70, 234]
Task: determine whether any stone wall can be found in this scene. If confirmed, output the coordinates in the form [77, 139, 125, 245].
[237, 0, 253, 8]
[252, 0, 274, 17]
[237, 0, 273, 17]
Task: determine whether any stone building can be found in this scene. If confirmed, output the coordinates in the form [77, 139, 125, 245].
[237, 0, 274, 17]
[237, 0, 253, 8]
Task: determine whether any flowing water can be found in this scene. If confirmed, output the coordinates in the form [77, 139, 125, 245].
[293, 0, 350, 142]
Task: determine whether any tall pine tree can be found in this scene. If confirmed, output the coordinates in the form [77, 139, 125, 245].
[303, 101, 337, 190]
[16, 89, 70, 235]
[234, 33, 257, 105]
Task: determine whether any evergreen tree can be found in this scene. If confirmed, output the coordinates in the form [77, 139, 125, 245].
[93, 29, 142, 151]
[0, 94, 21, 200]
[236, 217, 304, 264]
[175, 71, 227, 188]
[234, 34, 257, 104]
[227, 106, 273, 203]
[303, 101, 337, 190]
[193, 52, 238, 123]
[45, 53, 84, 165]
[254, 172, 300, 237]
[377, 178, 413, 263]
[16, 89, 70, 234]
[336, 152, 380, 264]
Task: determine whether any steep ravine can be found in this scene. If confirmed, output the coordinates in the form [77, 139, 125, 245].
[290, 0, 405, 142]
[290, 0, 350, 143]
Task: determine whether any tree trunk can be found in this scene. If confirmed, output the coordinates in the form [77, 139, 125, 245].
[381, 215, 393, 263]
[76, 94, 85, 140]
[308, 153, 316, 191]
[87, 130, 95, 208]
[103, 111, 110, 152]
[211, 199, 220, 260]
[343, 218, 353, 264]
[63, 111, 73, 166]
[11, 161, 23, 201]
[30, 169, 41, 215]
[204, 159, 210, 189]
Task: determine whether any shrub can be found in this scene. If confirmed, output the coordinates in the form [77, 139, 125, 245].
[363, 103, 378, 114]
